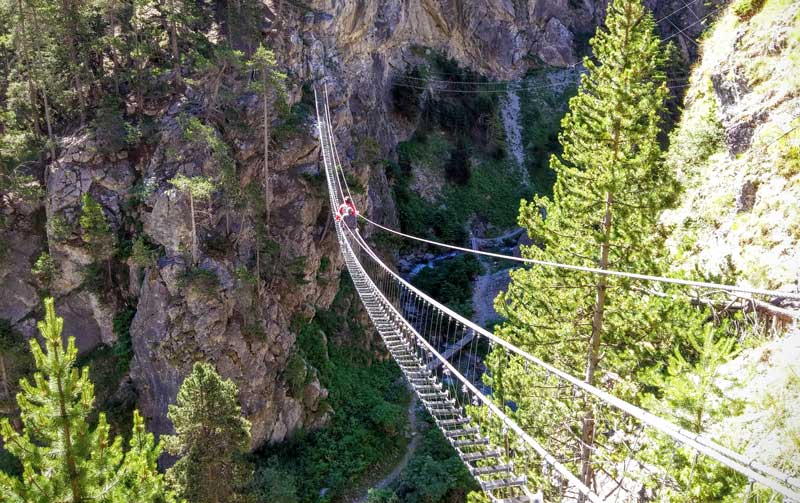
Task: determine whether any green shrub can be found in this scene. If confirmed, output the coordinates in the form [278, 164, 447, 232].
[733, 0, 766, 20]
[344, 172, 365, 194]
[284, 352, 308, 397]
[0, 319, 34, 414]
[46, 215, 72, 242]
[444, 137, 471, 185]
[369, 401, 405, 436]
[356, 136, 382, 166]
[254, 281, 410, 502]
[392, 67, 425, 119]
[91, 98, 138, 155]
[300, 172, 325, 190]
[412, 255, 483, 317]
[82, 262, 106, 293]
[667, 103, 725, 170]
[286, 256, 308, 284]
[251, 461, 299, 503]
[178, 267, 219, 293]
[31, 252, 57, 288]
[235, 265, 257, 285]
[367, 489, 399, 503]
[128, 178, 158, 207]
[318, 256, 330, 275]
[243, 321, 267, 340]
[273, 100, 311, 145]
[295, 319, 330, 377]
[394, 424, 478, 503]
[131, 236, 157, 267]
[204, 231, 234, 257]
[778, 145, 800, 179]
[74, 343, 135, 438]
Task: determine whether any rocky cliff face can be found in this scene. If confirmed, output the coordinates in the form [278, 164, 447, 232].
[663, 0, 800, 292]
[0, 0, 713, 449]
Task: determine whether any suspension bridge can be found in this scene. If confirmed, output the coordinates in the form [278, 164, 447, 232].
[313, 85, 800, 503]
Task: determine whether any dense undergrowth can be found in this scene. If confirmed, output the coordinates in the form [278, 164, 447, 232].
[367, 414, 479, 503]
[411, 256, 483, 317]
[253, 273, 410, 502]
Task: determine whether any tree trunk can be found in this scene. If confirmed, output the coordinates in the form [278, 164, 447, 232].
[579, 190, 613, 498]
[255, 238, 262, 298]
[74, 69, 87, 127]
[61, 0, 86, 125]
[263, 83, 271, 227]
[41, 92, 58, 164]
[110, 41, 121, 97]
[168, 0, 182, 88]
[0, 356, 9, 399]
[14, 0, 41, 140]
[189, 192, 197, 265]
[26, 0, 58, 166]
[28, 81, 41, 139]
[133, 23, 145, 117]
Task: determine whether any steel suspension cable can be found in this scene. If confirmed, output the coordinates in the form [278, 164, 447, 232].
[357, 214, 800, 301]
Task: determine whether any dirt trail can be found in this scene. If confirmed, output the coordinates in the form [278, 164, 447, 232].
[470, 228, 522, 327]
[352, 395, 421, 503]
[472, 269, 513, 328]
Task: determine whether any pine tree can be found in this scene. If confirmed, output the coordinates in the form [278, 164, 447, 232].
[128, 0, 163, 116]
[80, 193, 117, 282]
[181, 116, 239, 235]
[488, 0, 708, 494]
[169, 174, 215, 266]
[0, 297, 175, 503]
[2, 0, 59, 162]
[164, 361, 253, 503]
[164, 0, 184, 88]
[640, 326, 747, 501]
[248, 45, 286, 228]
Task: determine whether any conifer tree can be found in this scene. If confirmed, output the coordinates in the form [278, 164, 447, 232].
[170, 174, 215, 266]
[0, 298, 174, 503]
[488, 0, 708, 493]
[164, 361, 253, 503]
[640, 326, 746, 501]
[248, 45, 286, 227]
[80, 193, 117, 281]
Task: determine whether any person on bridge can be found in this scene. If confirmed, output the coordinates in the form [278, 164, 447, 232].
[335, 197, 358, 230]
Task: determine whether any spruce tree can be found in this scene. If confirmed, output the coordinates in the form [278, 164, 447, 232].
[0, 298, 174, 503]
[80, 193, 116, 281]
[164, 361, 253, 503]
[488, 0, 708, 494]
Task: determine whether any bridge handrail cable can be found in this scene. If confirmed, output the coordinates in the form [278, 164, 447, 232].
[357, 214, 800, 301]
